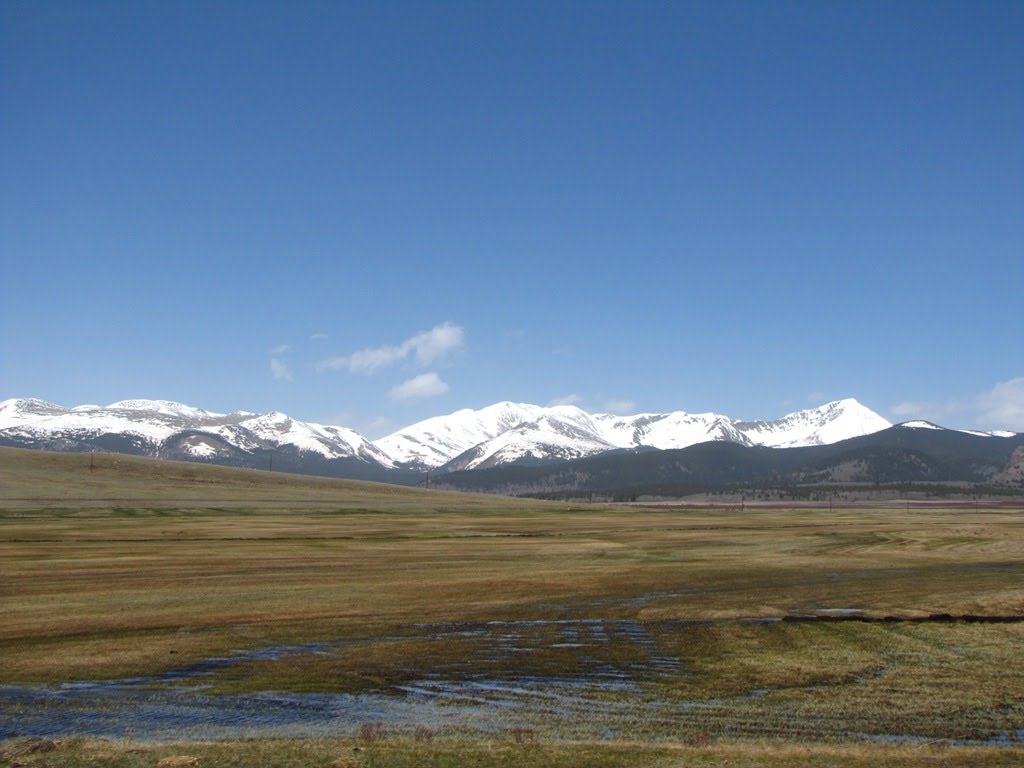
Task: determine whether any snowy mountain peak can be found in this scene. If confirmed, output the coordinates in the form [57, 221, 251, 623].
[375, 397, 894, 469]
[106, 399, 222, 420]
[897, 421, 1019, 438]
[0, 398, 70, 429]
[373, 401, 549, 467]
[734, 399, 891, 448]
[1, 397, 66, 413]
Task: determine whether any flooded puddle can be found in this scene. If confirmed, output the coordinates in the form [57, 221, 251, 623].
[3, 613, 1022, 743]
[0, 618, 683, 740]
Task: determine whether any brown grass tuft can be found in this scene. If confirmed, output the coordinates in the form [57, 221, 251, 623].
[506, 727, 539, 743]
[685, 731, 713, 747]
[357, 722, 387, 743]
[0, 738, 61, 760]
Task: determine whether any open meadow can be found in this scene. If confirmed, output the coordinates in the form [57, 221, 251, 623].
[1, 446, 1023, 766]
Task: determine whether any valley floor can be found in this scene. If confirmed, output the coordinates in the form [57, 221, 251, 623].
[4, 737, 1024, 768]
[1, 448, 1023, 762]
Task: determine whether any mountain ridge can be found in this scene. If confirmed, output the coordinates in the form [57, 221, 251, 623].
[379, 398, 893, 470]
[1, 396, 1016, 487]
[433, 424, 1024, 497]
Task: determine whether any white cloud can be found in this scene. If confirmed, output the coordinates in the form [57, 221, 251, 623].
[602, 398, 637, 414]
[362, 416, 396, 440]
[890, 399, 964, 422]
[270, 358, 293, 382]
[334, 345, 408, 374]
[976, 377, 1024, 431]
[388, 372, 450, 402]
[310, 333, 329, 342]
[889, 376, 1024, 432]
[317, 322, 465, 374]
[548, 394, 582, 407]
[405, 322, 465, 367]
[270, 344, 291, 355]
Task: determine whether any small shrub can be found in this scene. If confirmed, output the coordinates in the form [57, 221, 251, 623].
[358, 722, 387, 742]
[413, 725, 435, 742]
[506, 726, 538, 743]
[685, 731, 712, 747]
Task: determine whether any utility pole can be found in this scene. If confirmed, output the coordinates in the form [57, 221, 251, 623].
[424, 472, 430, 489]
[269, 452, 273, 473]
[89, 451, 95, 474]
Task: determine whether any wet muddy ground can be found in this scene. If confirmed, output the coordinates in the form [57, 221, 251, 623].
[0, 619, 677, 740]
[3, 614, 1023, 744]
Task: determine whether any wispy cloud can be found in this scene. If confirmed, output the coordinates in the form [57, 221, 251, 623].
[329, 345, 407, 374]
[318, 412, 395, 440]
[548, 394, 635, 413]
[362, 416, 396, 439]
[890, 376, 1024, 432]
[548, 394, 582, 407]
[317, 322, 465, 374]
[602, 398, 637, 414]
[309, 332, 329, 342]
[388, 372, 450, 402]
[807, 391, 825, 403]
[270, 344, 291, 355]
[977, 377, 1024, 431]
[270, 358, 293, 382]
[890, 399, 963, 422]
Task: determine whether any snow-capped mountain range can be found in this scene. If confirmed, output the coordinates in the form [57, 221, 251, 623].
[381, 399, 895, 471]
[0, 397, 1015, 478]
[0, 398, 393, 470]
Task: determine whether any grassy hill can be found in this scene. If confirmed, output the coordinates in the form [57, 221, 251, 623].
[0, 445, 555, 513]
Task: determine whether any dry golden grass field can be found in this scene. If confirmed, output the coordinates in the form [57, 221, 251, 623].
[1, 446, 1023, 766]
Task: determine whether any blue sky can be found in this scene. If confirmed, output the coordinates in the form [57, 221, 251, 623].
[2, 1, 1022, 435]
